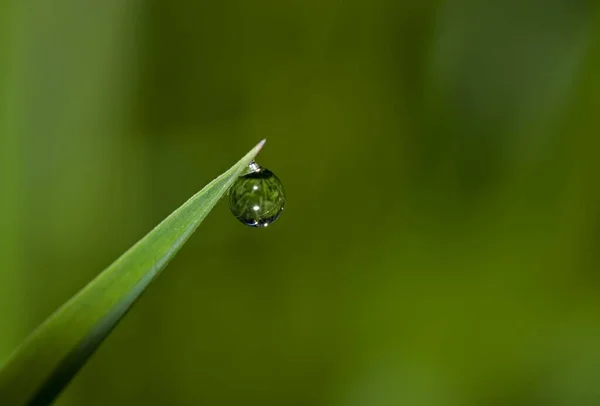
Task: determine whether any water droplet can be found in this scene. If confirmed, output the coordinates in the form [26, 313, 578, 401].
[229, 162, 285, 228]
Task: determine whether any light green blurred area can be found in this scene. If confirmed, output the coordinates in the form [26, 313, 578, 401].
[2, 1, 600, 405]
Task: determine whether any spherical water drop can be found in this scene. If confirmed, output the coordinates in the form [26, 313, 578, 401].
[229, 162, 285, 228]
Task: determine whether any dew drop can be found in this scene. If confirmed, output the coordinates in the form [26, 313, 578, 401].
[229, 161, 285, 228]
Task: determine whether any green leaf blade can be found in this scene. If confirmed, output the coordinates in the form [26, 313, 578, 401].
[0, 140, 265, 406]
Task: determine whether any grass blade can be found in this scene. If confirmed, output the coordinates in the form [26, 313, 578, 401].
[0, 139, 266, 406]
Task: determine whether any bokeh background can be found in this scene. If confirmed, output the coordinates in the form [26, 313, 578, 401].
[2, 1, 600, 405]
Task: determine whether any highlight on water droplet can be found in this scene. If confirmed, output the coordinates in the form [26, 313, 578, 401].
[248, 160, 261, 173]
[228, 162, 285, 228]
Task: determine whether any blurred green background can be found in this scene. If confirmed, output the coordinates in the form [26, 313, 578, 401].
[2, 1, 600, 405]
